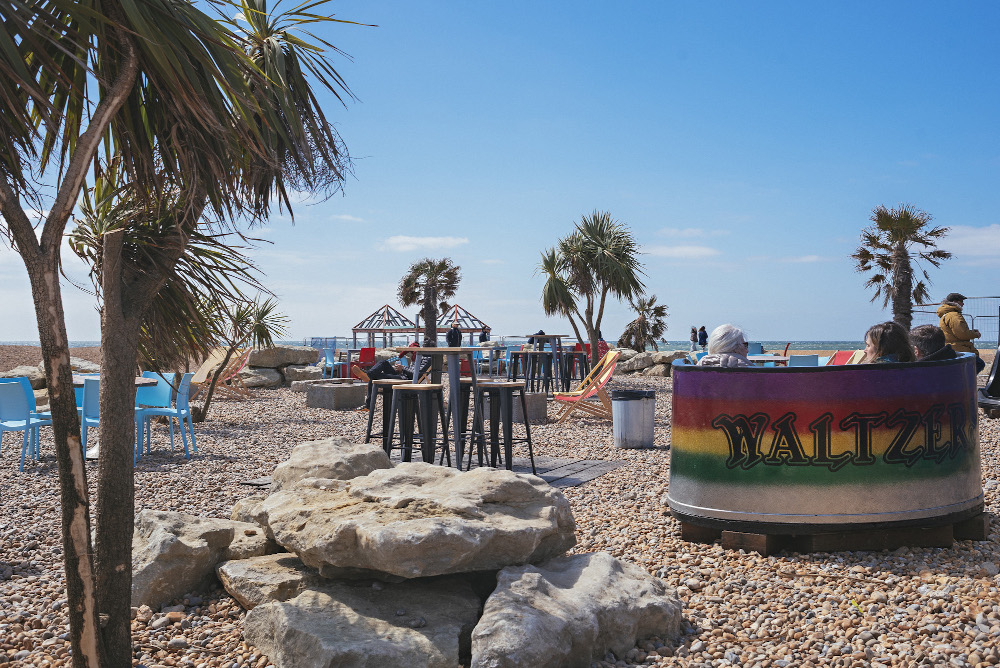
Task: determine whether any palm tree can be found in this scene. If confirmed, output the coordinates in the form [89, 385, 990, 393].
[851, 204, 951, 329]
[397, 258, 462, 343]
[618, 295, 669, 353]
[537, 211, 646, 366]
[0, 1, 363, 662]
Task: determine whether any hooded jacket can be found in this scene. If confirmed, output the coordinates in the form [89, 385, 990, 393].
[697, 352, 753, 368]
[937, 301, 980, 354]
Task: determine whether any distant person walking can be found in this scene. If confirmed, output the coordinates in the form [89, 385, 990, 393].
[446, 321, 462, 347]
[697, 326, 708, 352]
[689, 326, 698, 352]
[937, 293, 985, 373]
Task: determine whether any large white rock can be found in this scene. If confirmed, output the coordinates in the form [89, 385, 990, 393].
[261, 463, 576, 579]
[614, 347, 638, 362]
[642, 363, 671, 377]
[240, 367, 283, 388]
[617, 351, 654, 372]
[282, 364, 323, 382]
[0, 365, 46, 389]
[248, 345, 320, 368]
[217, 553, 325, 610]
[131, 510, 274, 608]
[471, 552, 683, 667]
[244, 577, 482, 668]
[270, 439, 393, 494]
[651, 350, 688, 366]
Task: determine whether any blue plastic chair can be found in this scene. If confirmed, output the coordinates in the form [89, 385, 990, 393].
[0, 380, 53, 470]
[322, 348, 347, 379]
[136, 372, 196, 458]
[748, 342, 763, 355]
[0, 377, 52, 459]
[80, 377, 101, 453]
[135, 372, 175, 459]
[788, 354, 819, 367]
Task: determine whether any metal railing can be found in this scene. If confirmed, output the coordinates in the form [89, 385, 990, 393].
[912, 296, 1000, 347]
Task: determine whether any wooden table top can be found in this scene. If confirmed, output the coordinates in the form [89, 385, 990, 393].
[72, 375, 158, 387]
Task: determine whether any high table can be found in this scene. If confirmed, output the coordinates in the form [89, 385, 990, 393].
[395, 346, 480, 469]
[521, 334, 569, 395]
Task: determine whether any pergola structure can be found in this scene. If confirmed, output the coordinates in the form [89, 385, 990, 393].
[433, 304, 490, 345]
[351, 304, 417, 347]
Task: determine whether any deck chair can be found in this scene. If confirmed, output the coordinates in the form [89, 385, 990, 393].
[551, 350, 622, 424]
[826, 350, 852, 365]
[190, 349, 252, 400]
[845, 350, 866, 364]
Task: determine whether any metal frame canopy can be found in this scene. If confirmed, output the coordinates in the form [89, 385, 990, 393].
[352, 304, 417, 347]
[435, 304, 490, 345]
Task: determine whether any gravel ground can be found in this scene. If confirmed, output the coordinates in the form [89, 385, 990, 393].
[0, 368, 998, 667]
[0, 347, 102, 373]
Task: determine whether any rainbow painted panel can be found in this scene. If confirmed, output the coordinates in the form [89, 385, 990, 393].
[668, 355, 982, 526]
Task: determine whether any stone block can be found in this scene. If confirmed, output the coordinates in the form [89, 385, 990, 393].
[290, 378, 355, 393]
[305, 382, 367, 410]
[248, 345, 320, 368]
[282, 365, 322, 383]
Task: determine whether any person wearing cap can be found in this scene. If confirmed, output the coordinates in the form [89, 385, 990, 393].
[937, 292, 985, 372]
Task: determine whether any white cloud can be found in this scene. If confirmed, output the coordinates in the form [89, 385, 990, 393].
[330, 214, 365, 222]
[381, 236, 469, 252]
[481, 259, 504, 265]
[947, 225, 1000, 258]
[781, 255, 822, 263]
[644, 244, 720, 259]
[656, 227, 729, 238]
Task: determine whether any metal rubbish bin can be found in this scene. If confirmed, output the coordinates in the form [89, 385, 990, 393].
[611, 389, 655, 448]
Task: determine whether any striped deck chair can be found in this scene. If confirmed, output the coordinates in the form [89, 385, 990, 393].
[191, 349, 252, 400]
[551, 350, 622, 424]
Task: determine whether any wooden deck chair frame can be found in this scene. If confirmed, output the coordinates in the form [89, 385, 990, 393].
[191, 349, 252, 400]
[551, 350, 621, 423]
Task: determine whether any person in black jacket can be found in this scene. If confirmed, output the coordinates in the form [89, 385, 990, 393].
[446, 321, 462, 347]
[697, 326, 708, 351]
[910, 324, 958, 362]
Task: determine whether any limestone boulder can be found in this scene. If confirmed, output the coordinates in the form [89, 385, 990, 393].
[244, 577, 481, 668]
[248, 345, 320, 369]
[651, 351, 688, 366]
[231, 496, 267, 527]
[261, 463, 576, 579]
[614, 347, 638, 362]
[70, 357, 101, 373]
[282, 365, 322, 382]
[617, 351, 654, 373]
[270, 438, 393, 494]
[471, 552, 683, 667]
[0, 365, 46, 389]
[642, 364, 671, 377]
[131, 510, 274, 608]
[217, 553, 324, 610]
[240, 367, 283, 388]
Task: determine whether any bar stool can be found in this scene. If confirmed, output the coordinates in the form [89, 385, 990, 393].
[525, 351, 554, 394]
[386, 383, 451, 465]
[364, 379, 410, 450]
[468, 381, 536, 474]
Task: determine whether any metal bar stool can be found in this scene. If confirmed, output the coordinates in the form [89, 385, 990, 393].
[525, 352, 554, 394]
[364, 379, 410, 450]
[386, 383, 451, 465]
[468, 381, 536, 474]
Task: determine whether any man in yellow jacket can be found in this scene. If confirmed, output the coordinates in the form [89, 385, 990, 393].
[937, 292, 985, 372]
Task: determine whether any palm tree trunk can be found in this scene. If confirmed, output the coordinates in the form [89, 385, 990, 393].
[94, 231, 139, 666]
[892, 242, 914, 329]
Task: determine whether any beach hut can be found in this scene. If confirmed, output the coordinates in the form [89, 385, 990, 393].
[351, 305, 418, 347]
[433, 304, 490, 345]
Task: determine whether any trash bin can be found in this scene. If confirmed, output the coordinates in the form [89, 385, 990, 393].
[611, 389, 655, 449]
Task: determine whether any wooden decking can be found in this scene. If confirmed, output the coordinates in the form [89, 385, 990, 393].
[241, 456, 624, 490]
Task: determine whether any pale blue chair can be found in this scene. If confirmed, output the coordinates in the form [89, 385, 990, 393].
[136, 372, 196, 458]
[747, 342, 764, 355]
[0, 377, 51, 460]
[322, 348, 347, 379]
[80, 377, 101, 453]
[135, 372, 175, 459]
[0, 380, 53, 470]
[788, 354, 819, 367]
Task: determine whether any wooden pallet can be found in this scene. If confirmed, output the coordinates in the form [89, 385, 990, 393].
[679, 512, 990, 556]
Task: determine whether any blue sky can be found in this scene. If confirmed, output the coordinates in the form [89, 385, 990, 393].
[3, 1, 999, 342]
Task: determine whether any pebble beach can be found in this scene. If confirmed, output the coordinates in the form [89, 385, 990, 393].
[1, 347, 999, 667]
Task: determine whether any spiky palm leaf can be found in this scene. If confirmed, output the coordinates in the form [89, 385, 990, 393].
[397, 258, 461, 342]
[618, 295, 668, 353]
[851, 203, 951, 328]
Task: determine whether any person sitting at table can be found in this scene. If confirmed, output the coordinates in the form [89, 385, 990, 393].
[909, 324, 958, 362]
[479, 326, 491, 343]
[527, 329, 545, 349]
[862, 321, 915, 364]
[363, 342, 433, 407]
[697, 324, 754, 367]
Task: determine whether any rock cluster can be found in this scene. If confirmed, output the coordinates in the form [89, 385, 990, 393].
[614, 349, 689, 377]
[130, 437, 681, 667]
[239, 345, 323, 388]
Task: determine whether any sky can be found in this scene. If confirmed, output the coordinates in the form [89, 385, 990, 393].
[3, 1, 1000, 343]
